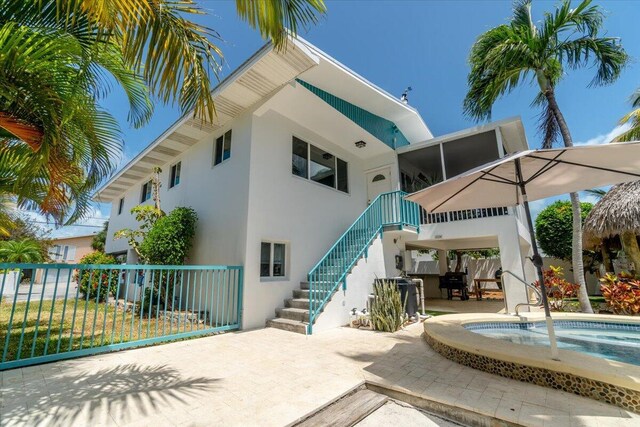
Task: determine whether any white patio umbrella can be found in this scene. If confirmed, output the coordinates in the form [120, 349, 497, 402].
[406, 141, 640, 359]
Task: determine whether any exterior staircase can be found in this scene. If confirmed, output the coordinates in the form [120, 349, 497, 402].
[265, 281, 312, 334]
[266, 191, 420, 334]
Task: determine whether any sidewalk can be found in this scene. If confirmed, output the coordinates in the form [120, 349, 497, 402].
[1, 322, 637, 426]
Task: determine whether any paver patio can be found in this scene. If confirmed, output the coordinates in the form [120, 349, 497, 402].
[1, 322, 638, 426]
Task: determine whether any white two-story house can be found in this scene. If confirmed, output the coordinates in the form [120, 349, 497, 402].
[95, 37, 534, 334]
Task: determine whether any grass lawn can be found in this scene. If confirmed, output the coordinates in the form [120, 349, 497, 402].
[0, 298, 215, 363]
[422, 310, 451, 317]
[565, 296, 606, 303]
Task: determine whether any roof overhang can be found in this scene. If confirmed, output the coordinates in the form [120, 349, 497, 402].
[94, 39, 321, 201]
[295, 38, 432, 144]
[396, 116, 528, 155]
[94, 36, 435, 202]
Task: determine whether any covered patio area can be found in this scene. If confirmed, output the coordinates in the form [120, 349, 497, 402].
[403, 218, 538, 314]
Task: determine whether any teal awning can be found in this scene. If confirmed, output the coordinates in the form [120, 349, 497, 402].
[297, 79, 410, 149]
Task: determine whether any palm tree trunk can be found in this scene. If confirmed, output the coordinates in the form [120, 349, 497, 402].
[620, 232, 640, 275]
[544, 88, 594, 313]
[601, 241, 614, 273]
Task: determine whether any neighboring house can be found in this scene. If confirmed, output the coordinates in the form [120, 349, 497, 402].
[95, 37, 534, 334]
[48, 234, 96, 263]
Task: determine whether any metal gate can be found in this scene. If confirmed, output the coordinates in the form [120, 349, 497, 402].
[0, 263, 243, 370]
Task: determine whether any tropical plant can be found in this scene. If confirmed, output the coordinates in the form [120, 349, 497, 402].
[464, 0, 628, 313]
[75, 252, 118, 301]
[0, 12, 150, 222]
[600, 272, 640, 315]
[0, 0, 326, 222]
[0, 239, 44, 263]
[370, 280, 406, 332]
[534, 265, 579, 311]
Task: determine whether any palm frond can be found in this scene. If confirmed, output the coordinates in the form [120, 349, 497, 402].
[557, 36, 628, 87]
[615, 108, 640, 142]
[235, 0, 326, 49]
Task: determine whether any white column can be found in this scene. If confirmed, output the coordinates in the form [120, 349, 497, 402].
[437, 250, 448, 275]
[498, 222, 530, 313]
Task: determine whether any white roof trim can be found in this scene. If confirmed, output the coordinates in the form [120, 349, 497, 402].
[396, 116, 526, 154]
[94, 38, 320, 201]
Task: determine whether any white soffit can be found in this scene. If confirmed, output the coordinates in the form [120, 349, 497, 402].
[94, 40, 320, 201]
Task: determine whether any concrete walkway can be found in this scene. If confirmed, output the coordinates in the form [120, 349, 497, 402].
[1, 322, 638, 426]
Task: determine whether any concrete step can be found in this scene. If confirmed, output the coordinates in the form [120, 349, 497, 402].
[285, 298, 310, 309]
[266, 317, 307, 334]
[293, 289, 310, 299]
[300, 281, 336, 290]
[276, 307, 310, 322]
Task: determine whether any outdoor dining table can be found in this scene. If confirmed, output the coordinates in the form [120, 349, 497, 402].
[472, 278, 502, 301]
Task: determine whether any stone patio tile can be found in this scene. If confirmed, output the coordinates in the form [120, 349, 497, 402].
[0, 322, 636, 426]
[495, 397, 522, 424]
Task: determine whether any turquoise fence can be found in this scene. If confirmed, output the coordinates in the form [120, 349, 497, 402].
[307, 191, 420, 334]
[0, 263, 243, 370]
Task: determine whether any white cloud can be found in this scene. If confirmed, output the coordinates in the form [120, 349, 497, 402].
[574, 123, 631, 146]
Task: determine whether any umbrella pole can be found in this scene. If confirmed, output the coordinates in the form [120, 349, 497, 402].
[516, 160, 560, 360]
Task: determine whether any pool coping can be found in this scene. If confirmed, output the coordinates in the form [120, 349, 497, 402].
[423, 312, 640, 412]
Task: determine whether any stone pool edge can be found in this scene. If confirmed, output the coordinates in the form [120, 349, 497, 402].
[423, 312, 640, 413]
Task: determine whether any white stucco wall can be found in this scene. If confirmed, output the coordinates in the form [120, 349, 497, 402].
[241, 107, 398, 329]
[104, 113, 253, 268]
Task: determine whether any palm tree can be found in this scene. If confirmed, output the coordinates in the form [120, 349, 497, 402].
[0, 239, 43, 263]
[0, 0, 326, 222]
[616, 89, 640, 142]
[463, 0, 628, 313]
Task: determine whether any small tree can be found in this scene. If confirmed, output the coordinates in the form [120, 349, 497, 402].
[113, 167, 164, 263]
[137, 207, 198, 315]
[535, 201, 593, 261]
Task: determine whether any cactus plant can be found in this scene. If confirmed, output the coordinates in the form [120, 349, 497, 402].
[370, 280, 406, 332]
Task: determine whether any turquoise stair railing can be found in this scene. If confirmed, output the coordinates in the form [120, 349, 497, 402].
[307, 191, 420, 334]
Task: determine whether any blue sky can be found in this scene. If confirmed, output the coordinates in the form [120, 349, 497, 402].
[49, 0, 640, 237]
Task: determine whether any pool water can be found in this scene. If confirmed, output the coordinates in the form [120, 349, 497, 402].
[465, 321, 640, 366]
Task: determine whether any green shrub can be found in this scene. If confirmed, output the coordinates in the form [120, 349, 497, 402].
[370, 280, 406, 332]
[75, 252, 118, 301]
[139, 207, 198, 265]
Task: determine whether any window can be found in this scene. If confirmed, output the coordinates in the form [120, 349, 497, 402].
[214, 130, 232, 166]
[169, 162, 181, 188]
[292, 137, 308, 178]
[48, 245, 76, 261]
[260, 242, 287, 278]
[140, 180, 152, 203]
[117, 198, 124, 215]
[291, 137, 348, 193]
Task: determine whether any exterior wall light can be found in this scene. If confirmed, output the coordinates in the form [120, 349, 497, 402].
[355, 140, 366, 148]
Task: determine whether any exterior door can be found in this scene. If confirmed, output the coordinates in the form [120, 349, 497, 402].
[366, 167, 392, 204]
